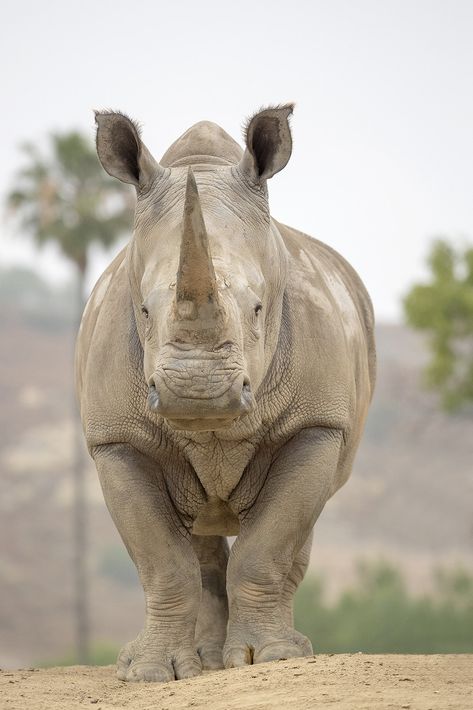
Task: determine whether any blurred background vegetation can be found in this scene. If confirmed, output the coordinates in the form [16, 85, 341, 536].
[405, 240, 473, 413]
[296, 562, 473, 655]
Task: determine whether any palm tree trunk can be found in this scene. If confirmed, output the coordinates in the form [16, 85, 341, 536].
[72, 264, 89, 664]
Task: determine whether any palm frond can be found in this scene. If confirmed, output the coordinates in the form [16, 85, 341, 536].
[5, 129, 134, 269]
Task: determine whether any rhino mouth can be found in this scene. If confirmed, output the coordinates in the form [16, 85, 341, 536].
[163, 416, 238, 432]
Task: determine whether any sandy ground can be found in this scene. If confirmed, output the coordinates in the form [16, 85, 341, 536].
[1, 655, 471, 710]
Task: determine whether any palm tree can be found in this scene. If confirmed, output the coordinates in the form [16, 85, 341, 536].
[8, 131, 133, 292]
[6, 130, 134, 664]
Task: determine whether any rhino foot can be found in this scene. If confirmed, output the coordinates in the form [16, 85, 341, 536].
[196, 642, 224, 670]
[223, 625, 313, 668]
[116, 630, 202, 682]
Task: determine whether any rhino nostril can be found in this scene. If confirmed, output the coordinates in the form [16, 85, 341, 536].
[215, 340, 233, 351]
[148, 383, 160, 411]
[241, 377, 253, 411]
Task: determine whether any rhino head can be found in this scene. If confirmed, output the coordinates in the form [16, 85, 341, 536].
[95, 105, 293, 431]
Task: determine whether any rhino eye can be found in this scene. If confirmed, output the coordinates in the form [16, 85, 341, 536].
[141, 305, 149, 318]
[254, 303, 263, 316]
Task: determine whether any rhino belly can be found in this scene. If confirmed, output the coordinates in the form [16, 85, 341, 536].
[192, 496, 240, 536]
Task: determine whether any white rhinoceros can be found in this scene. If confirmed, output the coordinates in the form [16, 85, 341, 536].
[76, 104, 375, 682]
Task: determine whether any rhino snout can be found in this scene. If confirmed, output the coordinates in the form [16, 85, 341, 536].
[147, 367, 254, 431]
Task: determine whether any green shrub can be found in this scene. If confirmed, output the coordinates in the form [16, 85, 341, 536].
[295, 560, 473, 653]
[40, 642, 118, 667]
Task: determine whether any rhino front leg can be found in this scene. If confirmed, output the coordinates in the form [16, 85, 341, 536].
[93, 443, 202, 682]
[192, 535, 229, 669]
[225, 427, 342, 667]
[279, 530, 314, 655]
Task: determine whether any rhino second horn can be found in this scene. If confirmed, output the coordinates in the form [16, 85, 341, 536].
[175, 167, 219, 309]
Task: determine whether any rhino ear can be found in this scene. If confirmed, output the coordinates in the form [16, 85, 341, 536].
[95, 111, 163, 188]
[240, 104, 294, 183]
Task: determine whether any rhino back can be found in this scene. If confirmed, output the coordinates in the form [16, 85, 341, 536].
[160, 121, 243, 167]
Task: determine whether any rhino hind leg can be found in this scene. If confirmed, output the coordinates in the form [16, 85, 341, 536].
[192, 535, 229, 670]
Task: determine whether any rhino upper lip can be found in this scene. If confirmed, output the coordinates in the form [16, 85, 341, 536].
[155, 367, 242, 401]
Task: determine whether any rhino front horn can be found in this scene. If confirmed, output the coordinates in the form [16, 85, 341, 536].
[175, 167, 219, 312]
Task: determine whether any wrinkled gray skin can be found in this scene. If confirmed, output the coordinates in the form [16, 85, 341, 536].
[76, 105, 376, 682]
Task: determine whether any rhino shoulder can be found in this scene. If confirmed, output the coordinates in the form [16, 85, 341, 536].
[76, 248, 127, 392]
[276, 221, 375, 387]
[264, 221, 375, 446]
[278, 222, 374, 329]
[75, 250, 155, 450]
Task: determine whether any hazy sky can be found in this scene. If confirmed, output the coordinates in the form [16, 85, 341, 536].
[1, 0, 472, 321]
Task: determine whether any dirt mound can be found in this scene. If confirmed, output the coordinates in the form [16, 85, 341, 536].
[1, 655, 471, 709]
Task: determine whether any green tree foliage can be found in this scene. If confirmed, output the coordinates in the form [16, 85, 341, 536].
[295, 561, 473, 654]
[40, 642, 120, 668]
[6, 131, 133, 279]
[404, 240, 473, 410]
